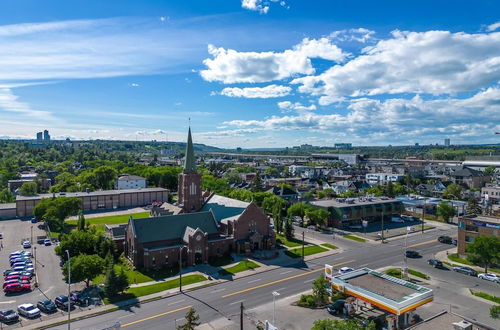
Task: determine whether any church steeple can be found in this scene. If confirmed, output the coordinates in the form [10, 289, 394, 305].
[184, 127, 196, 172]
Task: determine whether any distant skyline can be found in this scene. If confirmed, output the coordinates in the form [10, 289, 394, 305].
[0, 0, 499, 147]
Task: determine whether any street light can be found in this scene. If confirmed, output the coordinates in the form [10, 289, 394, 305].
[403, 226, 411, 279]
[179, 246, 186, 292]
[272, 291, 280, 325]
[65, 250, 71, 330]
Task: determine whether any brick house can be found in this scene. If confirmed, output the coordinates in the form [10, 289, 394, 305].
[124, 127, 275, 269]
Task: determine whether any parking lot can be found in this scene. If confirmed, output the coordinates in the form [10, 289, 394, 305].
[0, 218, 89, 327]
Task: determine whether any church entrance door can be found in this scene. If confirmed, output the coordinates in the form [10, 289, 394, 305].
[195, 252, 203, 265]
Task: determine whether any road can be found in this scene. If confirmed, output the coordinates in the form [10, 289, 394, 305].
[40, 225, 499, 330]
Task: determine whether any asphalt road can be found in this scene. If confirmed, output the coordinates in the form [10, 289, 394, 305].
[39, 225, 500, 330]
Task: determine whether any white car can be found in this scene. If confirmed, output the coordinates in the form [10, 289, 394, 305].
[17, 303, 40, 318]
[338, 267, 354, 275]
[478, 273, 500, 283]
[22, 241, 31, 248]
[391, 217, 404, 223]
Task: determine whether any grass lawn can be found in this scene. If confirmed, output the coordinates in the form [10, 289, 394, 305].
[448, 253, 475, 266]
[385, 268, 430, 280]
[66, 211, 149, 227]
[408, 269, 430, 280]
[93, 263, 179, 285]
[285, 245, 328, 258]
[321, 243, 338, 250]
[208, 255, 233, 267]
[470, 291, 500, 304]
[343, 234, 367, 242]
[104, 274, 206, 304]
[218, 260, 260, 276]
[276, 234, 308, 248]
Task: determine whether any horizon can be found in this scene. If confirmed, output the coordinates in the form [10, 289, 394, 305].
[0, 1, 499, 148]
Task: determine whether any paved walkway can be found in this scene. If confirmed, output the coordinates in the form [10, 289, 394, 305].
[66, 207, 148, 220]
[435, 247, 498, 274]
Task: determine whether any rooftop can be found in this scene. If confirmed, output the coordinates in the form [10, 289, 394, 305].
[16, 187, 167, 201]
[201, 194, 249, 223]
[117, 174, 146, 181]
[461, 215, 500, 225]
[311, 197, 401, 208]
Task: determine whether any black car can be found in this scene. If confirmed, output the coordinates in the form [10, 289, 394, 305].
[0, 309, 19, 323]
[70, 291, 90, 306]
[438, 236, 453, 244]
[54, 295, 74, 310]
[427, 259, 443, 268]
[453, 266, 477, 276]
[405, 250, 420, 258]
[326, 299, 345, 315]
[37, 299, 57, 313]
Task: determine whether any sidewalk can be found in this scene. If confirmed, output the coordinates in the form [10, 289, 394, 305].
[434, 247, 497, 274]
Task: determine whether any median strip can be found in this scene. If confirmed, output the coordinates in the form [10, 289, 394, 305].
[221, 259, 356, 298]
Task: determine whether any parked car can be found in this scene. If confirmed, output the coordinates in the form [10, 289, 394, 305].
[327, 299, 345, 315]
[11, 262, 33, 269]
[10, 259, 32, 266]
[338, 267, 354, 275]
[401, 215, 414, 222]
[452, 266, 477, 276]
[55, 295, 74, 310]
[0, 309, 19, 323]
[17, 304, 40, 318]
[405, 250, 420, 258]
[307, 225, 317, 230]
[391, 217, 404, 223]
[31, 218, 37, 223]
[3, 271, 32, 278]
[43, 239, 52, 246]
[22, 241, 31, 249]
[427, 259, 443, 268]
[10, 250, 30, 257]
[478, 273, 500, 283]
[3, 283, 31, 293]
[11, 266, 34, 273]
[5, 275, 31, 281]
[451, 238, 457, 245]
[37, 299, 57, 313]
[437, 236, 453, 244]
[3, 280, 30, 288]
[70, 291, 90, 306]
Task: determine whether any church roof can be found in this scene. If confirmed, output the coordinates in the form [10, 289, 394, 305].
[201, 194, 249, 223]
[130, 211, 218, 244]
[183, 127, 196, 171]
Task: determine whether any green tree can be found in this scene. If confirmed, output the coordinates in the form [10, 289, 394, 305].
[287, 203, 307, 223]
[466, 235, 500, 273]
[103, 261, 118, 297]
[385, 180, 395, 197]
[0, 188, 15, 203]
[63, 254, 105, 287]
[442, 183, 462, 200]
[77, 211, 86, 231]
[56, 228, 100, 257]
[223, 170, 242, 184]
[436, 202, 455, 223]
[484, 165, 496, 175]
[311, 319, 376, 330]
[306, 209, 330, 228]
[92, 165, 118, 190]
[116, 268, 129, 293]
[18, 181, 38, 195]
[33, 196, 82, 232]
[250, 172, 263, 192]
[466, 198, 482, 216]
[177, 307, 200, 330]
[490, 305, 500, 319]
[284, 219, 294, 240]
[312, 275, 329, 306]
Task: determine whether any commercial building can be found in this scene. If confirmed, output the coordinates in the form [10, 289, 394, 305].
[312, 153, 363, 165]
[450, 167, 491, 189]
[310, 197, 404, 228]
[482, 186, 500, 215]
[444, 138, 450, 146]
[457, 215, 499, 255]
[15, 188, 168, 217]
[325, 266, 433, 329]
[36, 132, 43, 141]
[43, 129, 50, 141]
[115, 174, 147, 190]
[366, 173, 404, 185]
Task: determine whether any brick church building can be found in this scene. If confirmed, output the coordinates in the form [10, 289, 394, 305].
[125, 128, 275, 269]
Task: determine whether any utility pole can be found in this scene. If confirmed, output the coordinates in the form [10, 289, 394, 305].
[421, 200, 425, 234]
[240, 302, 244, 330]
[65, 250, 71, 330]
[179, 247, 183, 292]
[380, 211, 384, 243]
[302, 231, 305, 260]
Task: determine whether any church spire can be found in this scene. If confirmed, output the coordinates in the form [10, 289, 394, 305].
[183, 126, 196, 172]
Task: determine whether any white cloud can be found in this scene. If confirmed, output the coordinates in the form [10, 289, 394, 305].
[292, 30, 500, 104]
[220, 85, 291, 98]
[129, 83, 140, 87]
[277, 101, 316, 112]
[241, 0, 269, 14]
[487, 22, 500, 31]
[200, 37, 346, 83]
[329, 28, 376, 43]
[0, 88, 53, 120]
[223, 88, 500, 144]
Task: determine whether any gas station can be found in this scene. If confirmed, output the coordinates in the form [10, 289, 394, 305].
[324, 265, 433, 329]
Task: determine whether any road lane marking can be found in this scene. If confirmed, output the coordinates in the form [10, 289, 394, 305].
[221, 259, 356, 298]
[211, 288, 226, 293]
[0, 300, 16, 304]
[167, 299, 185, 306]
[304, 279, 314, 283]
[229, 299, 245, 306]
[407, 239, 437, 248]
[248, 279, 261, 283]
[121, 305, 192, 327]
[359, 263, 369, 268]
[280, 270, 293, 275]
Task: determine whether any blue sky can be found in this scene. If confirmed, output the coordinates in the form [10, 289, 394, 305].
[0, 0, 499, 147]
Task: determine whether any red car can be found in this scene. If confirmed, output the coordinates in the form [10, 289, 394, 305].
[3, 280, 29, 288]
[3, 283, 31, 293]
[5, 275, 30, 281]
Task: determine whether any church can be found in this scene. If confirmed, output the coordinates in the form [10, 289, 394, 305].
[125, 128, 275, 269]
